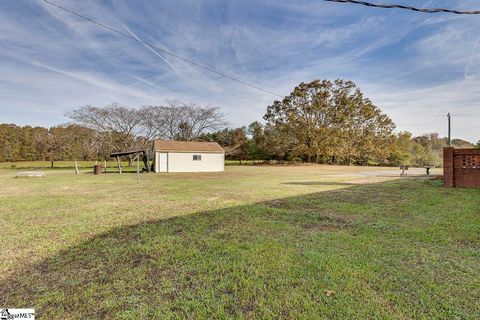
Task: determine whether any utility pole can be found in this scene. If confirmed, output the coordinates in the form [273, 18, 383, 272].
[447, 113, 451, 147]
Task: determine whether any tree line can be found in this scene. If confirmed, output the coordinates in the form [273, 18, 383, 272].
[0, 124, 104, 162]
[0, 79, 477, 166]
[198, 125, 475, 167]
[198, 80, 476, 166]
[0, 100, 226, 163]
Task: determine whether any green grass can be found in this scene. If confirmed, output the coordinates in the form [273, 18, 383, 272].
[0, 165, 478, 319]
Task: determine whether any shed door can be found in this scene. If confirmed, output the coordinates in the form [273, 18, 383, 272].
[158, 152, 168, 172]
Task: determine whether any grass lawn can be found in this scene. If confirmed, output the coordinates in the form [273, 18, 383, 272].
[0, 165, 478, 319]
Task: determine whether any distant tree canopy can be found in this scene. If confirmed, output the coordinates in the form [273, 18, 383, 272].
[389, 132, 475, 167]
[0, 124, 106, 162]
[263, 79, 396, 164]
[198, 127, 249, 162]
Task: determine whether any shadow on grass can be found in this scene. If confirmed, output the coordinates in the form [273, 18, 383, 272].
[0, 179, 476, 319]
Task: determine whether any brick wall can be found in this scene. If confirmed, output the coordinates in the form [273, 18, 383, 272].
[443, 147, 480, 188]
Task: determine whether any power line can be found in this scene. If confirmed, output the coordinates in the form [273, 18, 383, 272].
[324, 0, 480, 15]
[41, 0, 283, 98]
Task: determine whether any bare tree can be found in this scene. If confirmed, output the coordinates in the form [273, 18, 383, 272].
[67, 101, 226, 165]
[143, 100, 227, 141]
[66, 103, 155, 165]
[137, 106, 167, 143]
[150, 102, 187, 140]
[179, 101, 227, 140]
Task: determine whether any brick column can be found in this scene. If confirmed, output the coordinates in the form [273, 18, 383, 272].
[443, 147, 455, 187]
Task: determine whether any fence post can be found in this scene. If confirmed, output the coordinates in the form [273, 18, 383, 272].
[74, 161, 79, 175]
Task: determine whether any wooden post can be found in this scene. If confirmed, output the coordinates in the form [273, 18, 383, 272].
[117, 156, 122, 174]
[74, 161, 78, 175]
[144, 150, 150, 172]
[51, 160, 54, 168]
[104, 160, 107, 173]
[136, 154, 140, 183]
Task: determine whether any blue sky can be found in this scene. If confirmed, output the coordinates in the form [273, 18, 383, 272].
[0, 0, 479, 142]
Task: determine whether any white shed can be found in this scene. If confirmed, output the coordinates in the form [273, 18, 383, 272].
[152, 140, 225, 173]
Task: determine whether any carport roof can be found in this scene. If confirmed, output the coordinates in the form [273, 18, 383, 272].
[153, 140, 224, 153]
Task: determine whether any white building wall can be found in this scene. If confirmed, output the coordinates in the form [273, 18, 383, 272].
[155, 152, 159, 172]
[158, 152, 168, 172]
[155, 152, 224, 172]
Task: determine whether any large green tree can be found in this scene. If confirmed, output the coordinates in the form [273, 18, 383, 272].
[264, 79, 396, 164]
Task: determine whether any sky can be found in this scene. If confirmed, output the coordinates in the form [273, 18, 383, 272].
[0, 0, 479, 142]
